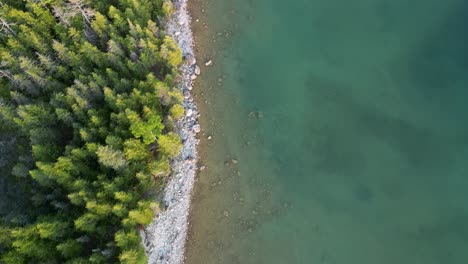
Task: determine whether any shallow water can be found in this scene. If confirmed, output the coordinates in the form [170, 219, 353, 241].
[186, 0, 468, 263]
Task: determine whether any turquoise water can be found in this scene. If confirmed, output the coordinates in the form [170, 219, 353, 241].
[186, 0, 468, 263]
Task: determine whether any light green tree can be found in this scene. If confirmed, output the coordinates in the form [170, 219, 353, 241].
[119, 249, 139, 264]
[124, 139, 150, 162]
[96, 145, 127, 170]
[74, 213, 99, 233]
[160, 36, 182, 68]
[115, 229, 139, 249]
[36, 219, 69, 240]
[126, 108, 164, 145]
[158, 132, 182, 158]
[169, 104, 184, 119]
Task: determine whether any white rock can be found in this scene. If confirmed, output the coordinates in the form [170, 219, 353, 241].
[188, 86, 193, 91]
[193, 124, 201, 133]
[186, 54, 196, 66]
[205, 60, 212, 66]
[186, 109, 193, 117]
[175, 31, 181, 36]
[191, 74, 197, 80]
[194, 65, 201, 75]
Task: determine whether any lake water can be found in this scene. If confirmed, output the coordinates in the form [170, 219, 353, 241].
[186, 0, 468, 263]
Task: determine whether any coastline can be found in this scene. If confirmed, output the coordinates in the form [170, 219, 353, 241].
[142, 0, 200, 263]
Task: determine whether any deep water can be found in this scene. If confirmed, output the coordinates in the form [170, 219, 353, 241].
[186, 0, 468, 263]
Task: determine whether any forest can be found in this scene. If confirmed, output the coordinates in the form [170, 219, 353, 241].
[0, 0, 184, 263]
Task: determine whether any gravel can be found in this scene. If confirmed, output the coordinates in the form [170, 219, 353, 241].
[142, 1, 199, 263]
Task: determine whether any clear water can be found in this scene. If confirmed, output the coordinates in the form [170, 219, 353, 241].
[186, 0, 468, 263]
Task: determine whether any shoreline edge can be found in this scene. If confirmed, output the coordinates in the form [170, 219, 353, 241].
[142, 0, 200, 263]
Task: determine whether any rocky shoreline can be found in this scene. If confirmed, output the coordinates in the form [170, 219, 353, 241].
[142, 0, 200, 263]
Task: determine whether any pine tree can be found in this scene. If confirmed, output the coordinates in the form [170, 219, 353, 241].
[124, 138, 150, 162]
[96, 145, 128, 170]
[158, 132, 182, 158]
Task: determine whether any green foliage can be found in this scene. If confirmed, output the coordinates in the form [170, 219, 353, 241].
[160, 36, 183, 68]
[0, 0, 185, 262]
[74, 213, 99, 233]
[36, 219, 69, 240]
[112, 203, 129, 217]
[126, 108, 164, 145]
[158, 132, 182, 158]
[10, 226, 56, 260]
[86, 200, 112, 216]
[115, 191, 135, 204]
[148, 157, 171, 177]
[169, 104, 185, 119]
[124, 138, 151, 162]
[115, 229, 140, 249]
[119, 249, 139, 264]
[162, 0, 175, 16]
[96, 145, 128, 170]
[127, 207, 153, 226]
[56, 239, 82, 259]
